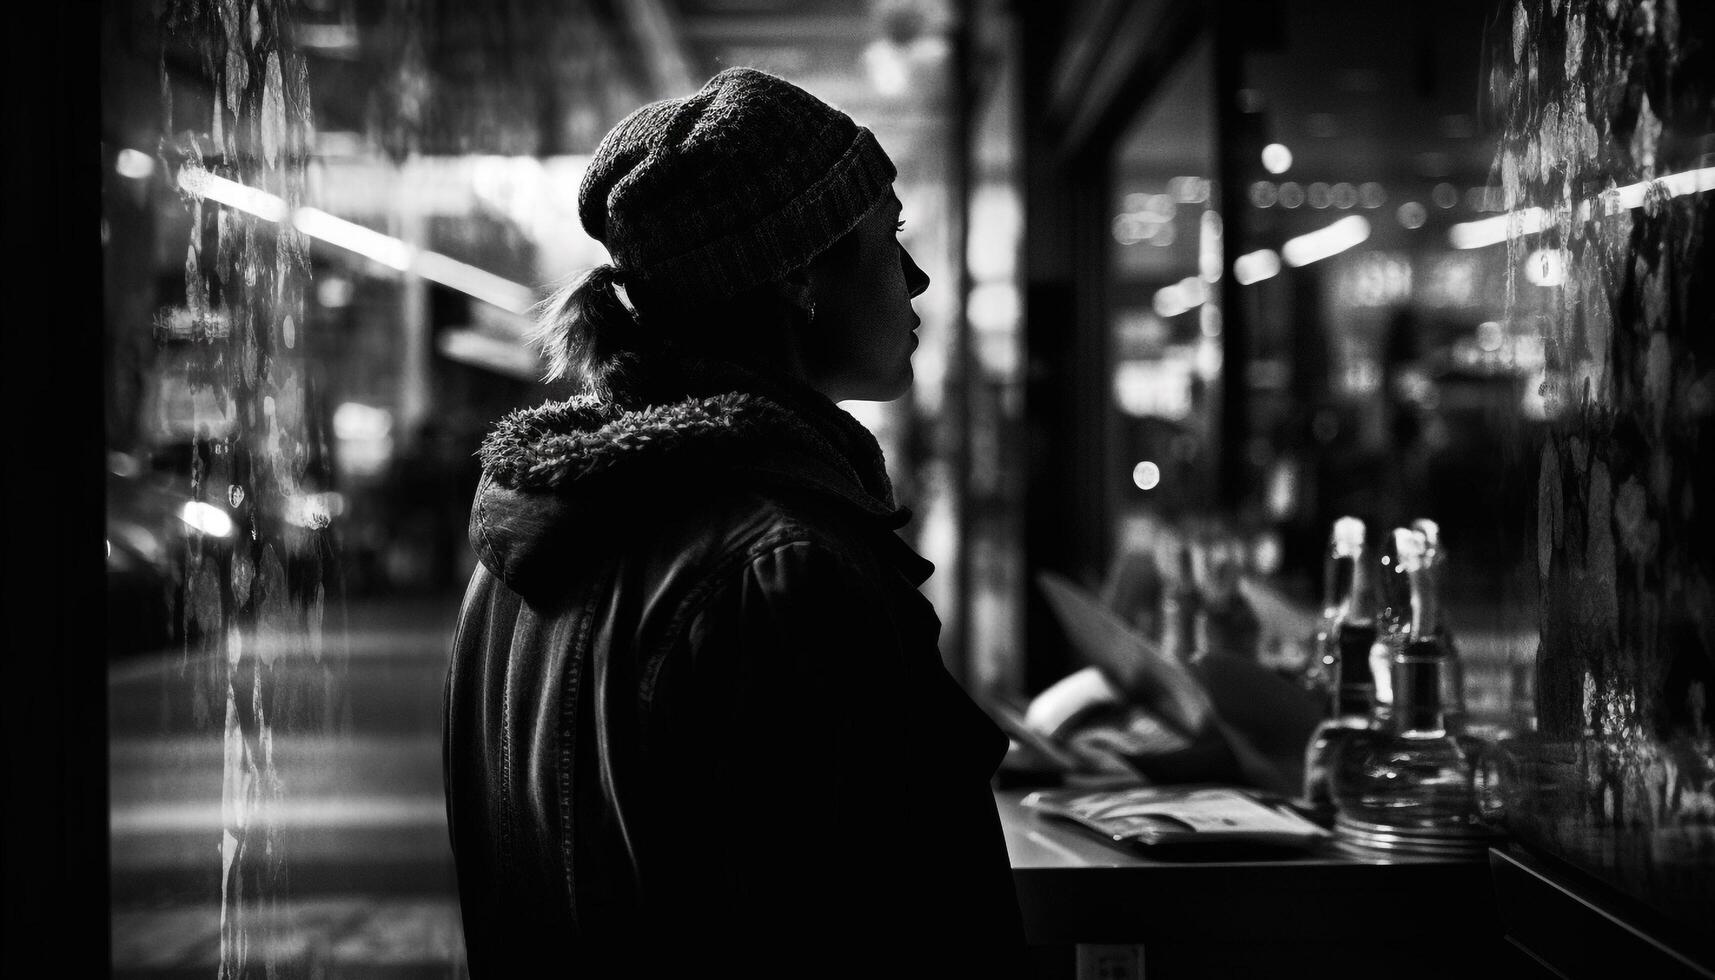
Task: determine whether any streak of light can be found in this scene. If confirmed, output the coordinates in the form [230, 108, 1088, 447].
[1152, 276, 1206, 318]
[115, 148, 155, 180]
[1447, 166, 1715, 249]
[292, 207, 412, 271]
[111, 795, 446, 833]
[413, 250, 538, 315]
[179, 501, 235, 538]
[176, 167, 289, 222]
[1446, 206, 1551, 250]
[170, 159, 537, 315]
[1234, 249, 1282, 285]
[1611, 166, 1715, 209]
[1281, 216, 1371, 268]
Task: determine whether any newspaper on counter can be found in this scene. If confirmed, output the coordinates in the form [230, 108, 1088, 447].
[1022, 785, 1331, 850]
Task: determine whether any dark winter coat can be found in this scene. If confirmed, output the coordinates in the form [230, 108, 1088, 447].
[442, 361, 1028, 977]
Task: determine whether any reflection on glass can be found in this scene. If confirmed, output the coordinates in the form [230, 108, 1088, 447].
[108, 0, 985, 973]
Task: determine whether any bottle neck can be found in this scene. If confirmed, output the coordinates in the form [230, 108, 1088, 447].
[1411, 571, 1437, 637]
[1322, 551, 1349, 618]
[1344, 550, 1377, 625]
[1334, 621, 1378, 717]
[1349, 555, 1369, 606]
[1394, 638, 1447, 735]
[1375, 555, 1411, 635]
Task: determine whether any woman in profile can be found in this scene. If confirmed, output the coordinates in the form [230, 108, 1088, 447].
[442, 67, 1028, 976]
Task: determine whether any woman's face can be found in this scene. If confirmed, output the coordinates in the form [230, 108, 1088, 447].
[801, 190, 930, 402]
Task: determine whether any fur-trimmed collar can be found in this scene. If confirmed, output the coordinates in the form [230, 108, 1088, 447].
[467, 360, 919, 595]
[477, 359, 899, 517]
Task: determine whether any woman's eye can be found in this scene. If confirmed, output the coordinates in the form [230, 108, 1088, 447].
[895, 219, 906, 232]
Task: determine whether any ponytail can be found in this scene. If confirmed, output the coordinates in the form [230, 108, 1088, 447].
[532, 264, 651, 394]
[533, 261, 812, 396]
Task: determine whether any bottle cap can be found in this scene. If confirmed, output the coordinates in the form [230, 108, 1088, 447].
[1393, 527, 1427, 572]
[1333, 516, 1366, 555]
[1411, 518, 1441, 565]
[1411, 517, 1440, 547]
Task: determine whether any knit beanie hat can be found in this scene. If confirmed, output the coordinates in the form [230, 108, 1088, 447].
[577, 67, 897, 302]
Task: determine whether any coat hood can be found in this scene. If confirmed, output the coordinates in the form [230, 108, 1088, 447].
[469, 370, 910, 596]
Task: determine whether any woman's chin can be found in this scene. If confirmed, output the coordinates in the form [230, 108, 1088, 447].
[842, 376, 911, 404]
[881, 363, 914, 401]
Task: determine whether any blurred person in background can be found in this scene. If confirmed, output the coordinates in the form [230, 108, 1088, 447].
[442, 67, 1029, 976]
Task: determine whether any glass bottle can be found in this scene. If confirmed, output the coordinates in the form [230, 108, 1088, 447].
[1413, 518, 1467, 733]
[1413, 518, 1493, 803]
[1302, 517, 1380, 812]
[1367, 528, 1415, 729]
[1330, 527, 1479, 829]
[1308, 517, 1364, 697]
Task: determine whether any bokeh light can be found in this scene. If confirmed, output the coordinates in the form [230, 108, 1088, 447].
[1261, 143, 1293, 174]
[1132, 461, 1162, 490]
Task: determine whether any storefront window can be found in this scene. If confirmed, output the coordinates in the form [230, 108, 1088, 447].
[1209, 0, 1532, 728]
[1108, 40, 1219, 530]
[104, 1, 984, 972]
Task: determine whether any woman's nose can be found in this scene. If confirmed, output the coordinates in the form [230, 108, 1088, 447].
[900, 246, 930, 299]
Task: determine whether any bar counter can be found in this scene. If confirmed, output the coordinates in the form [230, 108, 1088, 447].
[996, 787, 1514, 978]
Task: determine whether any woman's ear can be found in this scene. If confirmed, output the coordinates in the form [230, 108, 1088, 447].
[765, 269, 819, 387]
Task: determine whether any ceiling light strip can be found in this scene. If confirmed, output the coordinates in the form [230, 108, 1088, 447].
[174, 164, 537, 315]
[1448, 166, 1715, 250]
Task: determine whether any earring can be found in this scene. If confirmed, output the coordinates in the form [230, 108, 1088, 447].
[807, 301, 816, 326]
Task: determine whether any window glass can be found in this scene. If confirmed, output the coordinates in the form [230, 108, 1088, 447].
[104, 2, 973, 972]
[1104, 40, 1220, 612]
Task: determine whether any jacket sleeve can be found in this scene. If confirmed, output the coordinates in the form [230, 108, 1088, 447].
[645, 536, 1026, 973]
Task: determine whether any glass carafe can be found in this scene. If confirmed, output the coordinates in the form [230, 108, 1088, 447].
[1330, 637, 1479, 830]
